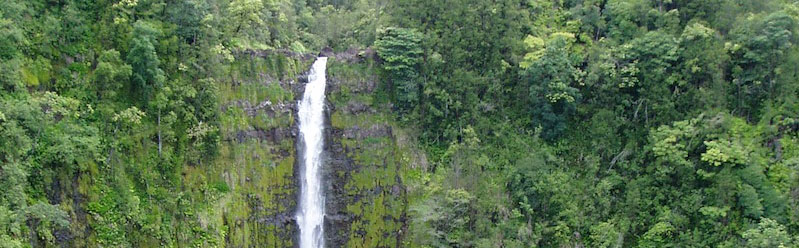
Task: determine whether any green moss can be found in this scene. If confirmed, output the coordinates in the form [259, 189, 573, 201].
[331, 111, 390, 130]
[327, 59, 418, 247]
[207, 54, 309, 247]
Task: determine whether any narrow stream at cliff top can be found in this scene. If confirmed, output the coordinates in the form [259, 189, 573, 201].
[297, 57, 328, 248]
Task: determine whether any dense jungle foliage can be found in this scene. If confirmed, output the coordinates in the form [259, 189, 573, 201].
[1, 0, 799, 247]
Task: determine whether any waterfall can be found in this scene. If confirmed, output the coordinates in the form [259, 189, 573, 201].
[297, 57, 328, 248]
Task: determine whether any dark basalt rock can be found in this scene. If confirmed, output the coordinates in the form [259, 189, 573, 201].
[342, 124, 392, 140]
[323, 118, 357, 248]
[332, 47, 368, 63]
[319, 47, 335, 57]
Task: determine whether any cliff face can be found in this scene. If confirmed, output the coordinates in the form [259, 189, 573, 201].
[205, 53, 415, 247]
[213, 53, 311, 247]
[323, 59, 412, 247]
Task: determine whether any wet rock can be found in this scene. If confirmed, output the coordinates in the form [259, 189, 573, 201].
[319, 47, 335, 57]
[293, 74, 310, 101]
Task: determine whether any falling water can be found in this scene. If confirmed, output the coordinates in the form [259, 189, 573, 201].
[297, 57, 328, 248]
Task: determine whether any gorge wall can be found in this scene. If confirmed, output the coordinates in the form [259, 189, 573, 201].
[212, 52, 309, 247]
[220, 52, 414, 247]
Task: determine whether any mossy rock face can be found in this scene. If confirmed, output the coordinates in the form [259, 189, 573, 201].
[212, 53, 413, 248]
[212, 53, 313, 247]
[323, 59, 411, 247]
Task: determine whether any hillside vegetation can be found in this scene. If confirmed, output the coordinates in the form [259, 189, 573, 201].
[1, 0, 799, 247]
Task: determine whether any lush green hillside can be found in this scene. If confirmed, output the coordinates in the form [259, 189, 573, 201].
[2, 0, 799, 247]
[377, 1, 799, 247]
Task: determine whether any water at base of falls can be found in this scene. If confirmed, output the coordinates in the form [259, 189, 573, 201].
[297, 57, 328, 248]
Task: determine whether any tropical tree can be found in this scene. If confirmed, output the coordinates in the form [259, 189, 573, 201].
[375, 27, 423, 114]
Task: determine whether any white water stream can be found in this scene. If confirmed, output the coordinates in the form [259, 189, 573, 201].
[297, 57, 328, 248]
